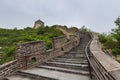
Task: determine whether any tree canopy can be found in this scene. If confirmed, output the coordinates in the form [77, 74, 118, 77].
[99, 17, 120, 56]
[79, 26, 90, 32]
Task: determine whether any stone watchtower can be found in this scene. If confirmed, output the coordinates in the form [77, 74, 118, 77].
[33, 20, 44, 29]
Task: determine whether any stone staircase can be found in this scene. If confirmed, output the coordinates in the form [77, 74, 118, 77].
[7, 32, 91, 80]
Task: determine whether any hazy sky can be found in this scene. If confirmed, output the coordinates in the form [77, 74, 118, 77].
[0, 0, 120, 33]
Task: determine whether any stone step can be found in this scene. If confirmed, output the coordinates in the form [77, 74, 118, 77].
[70, 49, 85, 52]
[76, 45, 86, 47]
[74, 49, 85, 51]
[69, 52, 84, 54]
[54, 58, 86, 61]
[51, 60, 88, 64]
[20, 68, 90, 80]
[61, 53, 85, 55]
[55, 57, 82, 60]
[7, 75, 34, 80]
[79, 45, 86, 47]
[37, 65, 89, 75]
[45, 62, 88, 67]
[44, 62, 88, 70]
[11, 71, 57, 80]
[59, 54, 87, 58]
[58, 57, 87, 59]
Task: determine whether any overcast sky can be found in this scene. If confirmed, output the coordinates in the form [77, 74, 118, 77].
[0, 0, 120, 33]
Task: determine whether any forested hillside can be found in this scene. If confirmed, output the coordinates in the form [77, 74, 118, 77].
[99, 17, 120, 60]
[0, 26, 63, 64]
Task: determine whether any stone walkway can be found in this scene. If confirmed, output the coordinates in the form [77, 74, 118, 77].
[7, 33, 91, 80]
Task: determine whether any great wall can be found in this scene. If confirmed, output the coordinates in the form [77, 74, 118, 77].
[0, 21, 120, 80]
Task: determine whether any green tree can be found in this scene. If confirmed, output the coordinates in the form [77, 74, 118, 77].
[112, 17, 120, 48]
[79, 26, 90, 32]
[111, 17, 120, 55]
[104, 35, 117, 49]
[99, 17, 120, 56]
[98, 33, 107, 44]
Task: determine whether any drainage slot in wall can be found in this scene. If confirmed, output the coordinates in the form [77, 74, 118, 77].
[31, 57, 37, 63]
[76, 41, 77, 44]
[61, 47, 64, 51]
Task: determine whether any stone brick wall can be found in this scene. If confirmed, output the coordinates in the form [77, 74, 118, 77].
[39, 40, 77, 64]
[55, 25, 80, 39]
[0, 60, 19, 79]
[68, 27, 79, 35]
[16, 41, 46, 69]
[16, 41, 46, 57]
[70, 34, 80, 47]
[52, 35, 67, 48]
[40, 48, 63, 63]
[15, 34, 79, 69]
[62, 41, 74, 52]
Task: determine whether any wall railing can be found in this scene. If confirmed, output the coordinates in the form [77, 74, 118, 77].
[85, 32, 120, 80]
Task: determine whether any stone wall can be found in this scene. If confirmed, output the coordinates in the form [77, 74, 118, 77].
[15, 34, 79, 69]
[0, 27, 80, 78]
[39, 37, 79, 64]
[16, 41, 46, 57]
[16, 41, 46, 69]
[70, 34, 80, 46]
[0, 60, 19, 79]
[52, 35, 67, 49]
[40, 48, 63, 63]
[55, 25, 70, 39]
[55, 25, 80, 39]
[68, 27, 79, 34]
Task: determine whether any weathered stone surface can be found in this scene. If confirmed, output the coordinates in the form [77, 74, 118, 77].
[33, 19, 44, 29]
[55, 25, 80, 39]
[0, 60, 18, 79]
[52, 35, 67, 49]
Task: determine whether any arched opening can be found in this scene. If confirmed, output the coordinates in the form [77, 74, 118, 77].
[76, 41, 77, 44]
[31, 57, 37, 63]
[61, 47, 64, 51]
